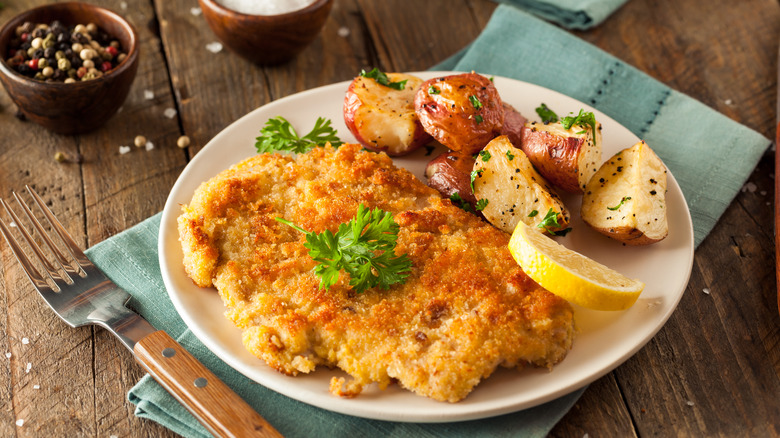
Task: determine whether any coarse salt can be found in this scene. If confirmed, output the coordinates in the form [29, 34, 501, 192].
[760, 190, 767, 196]
[216, 0, 316, 15]
[164, 108, 177, 119]
[686, 400, 695, 406]
[120, 2, 127, 10]
[206, 42, 223, 53]
[9, 222, 16, 228]
[15, 419, 23, 427]
[143, 89, 154, 100]
[337, 26, 350, 38]
[702, 288, 710, 295]
[119, 146, 132, 155]
[33, 385, 40, 389]
[5, 352, 10, 359]
[25, 362, 31, 373]
[190, 7, 202, 16]
[145, 141, 155, 151]
[21, 338, 29, 345]
[741, 182, 757, 193]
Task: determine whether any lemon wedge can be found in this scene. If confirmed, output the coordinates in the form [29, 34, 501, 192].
[508, 221, 645, 311]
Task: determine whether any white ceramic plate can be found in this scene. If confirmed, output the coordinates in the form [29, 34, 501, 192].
[159, 72, 694, 423]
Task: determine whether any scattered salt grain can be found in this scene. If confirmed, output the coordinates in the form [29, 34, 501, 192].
[337, 26, 350, 38]
[702, 288, 710, 295]
[206, 42, 223, 53]
[143, 89, 154, 100]
[646, 299, 661, 309]
[33, 385, 40, 390]
[120, 1, 127, 10]
[145, 141, 155, 151]
[9, 222, 16, 228]
[110, 435, 118, 438]
[21, 338, 29, 345]
[25, 362, 31, 373]
[724, 99, 733, 105]
[686, 400, 695, 407]
[5, 352, 10, 359]
[190, 7, 202, 16]
[119, 146, 132, 155]
[741, 182, 757, 193]
[15, 419, 23, 427]
[760, 190, 767, 196]
[216, 0, 316, 15]
[164, 108, 177, 119]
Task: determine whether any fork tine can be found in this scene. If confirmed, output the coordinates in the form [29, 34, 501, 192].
[13, 191, 81, 276]
[25, 186, 92, 269]
[0, 205, 57, 294]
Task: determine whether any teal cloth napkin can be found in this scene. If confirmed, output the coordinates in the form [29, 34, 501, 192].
[87, 4, 769, 438]
[496, 0, 630, 29]
[87, 213, 584, 438]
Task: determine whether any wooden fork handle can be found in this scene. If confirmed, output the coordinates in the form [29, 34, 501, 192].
[133, 330, 283, 438]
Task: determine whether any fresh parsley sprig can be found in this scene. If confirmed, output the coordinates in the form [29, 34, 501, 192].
[360, 68, 408, 90]
[255, 116, 342, 154]
[276, 204, 412, 294]
[537, 208, 571, 236]
[535, 103, 559, 124]
[607, 196, 632, 211]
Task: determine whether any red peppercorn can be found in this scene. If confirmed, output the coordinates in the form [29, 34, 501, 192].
[20, 32, 29, 42]
[77, 66, 87, 78]
[28, 58, 38, 70]
[100, 61, 112, 72]
[106, 46, 118, 57]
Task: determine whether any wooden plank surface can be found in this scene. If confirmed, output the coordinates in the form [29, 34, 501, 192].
[0, 0, 778, 437]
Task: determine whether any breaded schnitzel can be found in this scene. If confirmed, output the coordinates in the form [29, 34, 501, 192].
[178, 144, 574, 402]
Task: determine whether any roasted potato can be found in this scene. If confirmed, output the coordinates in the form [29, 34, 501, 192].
[581, 140, 668, 245]
[500, 103, 527, 148]
[414, 72, 504, 155]
[472, 136, 570, 235]
[520, 117, 602, 193]
[425, 151, 478, 208]
[343, 72, 432, 156]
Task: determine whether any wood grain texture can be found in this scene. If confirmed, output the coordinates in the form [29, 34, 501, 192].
[0, 0, 778, 436]
[134, 331, 282, 438]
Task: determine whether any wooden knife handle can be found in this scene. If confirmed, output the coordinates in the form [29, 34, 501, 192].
[134, 330, 283, 438]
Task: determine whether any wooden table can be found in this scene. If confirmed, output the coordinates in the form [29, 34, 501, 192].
[0, 0, 778, 436]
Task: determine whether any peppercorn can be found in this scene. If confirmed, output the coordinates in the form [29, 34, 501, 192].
[54, 152, 67, 162]
[57, 58, 71, 70]
[177, 135, 191, 148]
[134, 135, 147, 148]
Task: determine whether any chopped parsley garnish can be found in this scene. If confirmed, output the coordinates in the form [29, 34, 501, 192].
[276, 204, 412, 294]
[506, 150, 515, 161]
[475, 114, 484, 124]
[536, 208, 571, 235]
[475, 198, 489, 211]
[256, 116, 342, 154]
[450, 192, 472, 212]
[607, 196, 632, 210]
[428, 86, 441, 95]
[470, 169, 483, 191]
[535, 103, 559, 124]
[528, 209, 539, 218]
[469, 95, 483, 110]
[360, 68, 407, 90]
[561, 109, 598, 146]
[478, 150, 492, 162]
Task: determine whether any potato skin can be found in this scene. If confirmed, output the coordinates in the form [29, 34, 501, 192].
[520, 120, 601, 193]
[425, 151, 477, 207]
[414, 73, 504, 155]
[343, 73, 432, 156]
[500, 103, 527, 148]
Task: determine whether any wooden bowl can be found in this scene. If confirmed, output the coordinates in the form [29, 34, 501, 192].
[0, 2, 139, 135]
[198, 0, 333, 65]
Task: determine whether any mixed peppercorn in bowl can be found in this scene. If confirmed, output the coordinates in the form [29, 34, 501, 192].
[0, 2, 139, 134]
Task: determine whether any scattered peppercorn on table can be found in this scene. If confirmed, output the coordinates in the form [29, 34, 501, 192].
[0, 0, 777, 436]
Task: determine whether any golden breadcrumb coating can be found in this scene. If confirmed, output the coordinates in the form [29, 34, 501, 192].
[178, 144, 574, 402]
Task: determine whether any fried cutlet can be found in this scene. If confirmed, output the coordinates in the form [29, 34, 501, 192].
[178, 143, 575, 402]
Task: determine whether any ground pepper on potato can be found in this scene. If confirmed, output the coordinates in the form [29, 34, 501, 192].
[4, 20, 127, 82]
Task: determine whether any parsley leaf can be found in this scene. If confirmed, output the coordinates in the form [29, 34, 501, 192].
[528, 209, 539, 218]
[561, 109, 598, 147]
[469, 95, 483, 110]
[450, 192, 472, 212]
[506, 150, 515, 161]
[360, 68, 408, 90]
[428, 86, 441, 95]
[535, 103, 558, 124]
[470, 169, 483, 191]
[475, 198, 489, 211]
[536, 208, 570, 235]
[607, 196, 632, 211]
[256, 116, 342, 154]
[478, 150, 491, 162]
[276, 204, 412, 294]
[475, 114, 484, 124]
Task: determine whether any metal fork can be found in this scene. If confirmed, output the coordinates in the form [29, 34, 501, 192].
[0, 186, 282, 438]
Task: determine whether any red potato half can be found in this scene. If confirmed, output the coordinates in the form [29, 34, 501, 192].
[414, 73, 504, 155]
[425, 151, 478, 208]
[343, 73, 432, 156]
[520, 119, 602, 193]
[500, 103, 528, 148]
